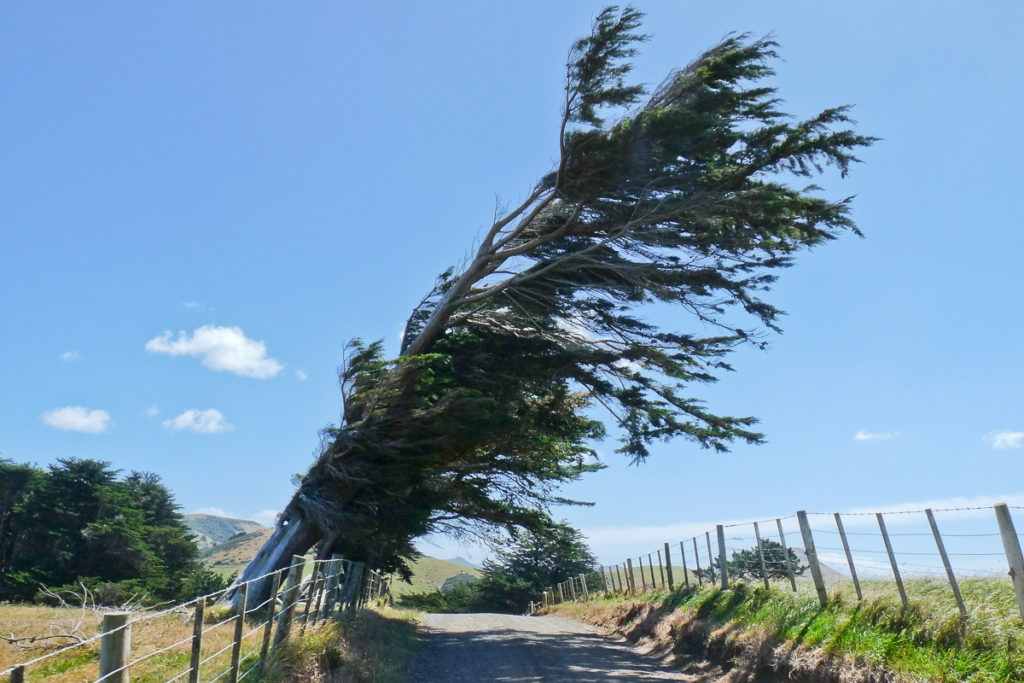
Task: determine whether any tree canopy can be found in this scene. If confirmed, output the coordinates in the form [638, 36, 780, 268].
[239, 6, 874, 588]
[0, 458, 217, 603]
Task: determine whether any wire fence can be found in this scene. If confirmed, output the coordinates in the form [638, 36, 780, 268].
[2, 554, 388, 683]
[530, 502, 1024, 624]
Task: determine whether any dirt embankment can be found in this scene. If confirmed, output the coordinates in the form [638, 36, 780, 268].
[556, 600, 902, 683]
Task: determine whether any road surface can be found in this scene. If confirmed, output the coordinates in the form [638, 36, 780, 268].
[407, 612, 697, 682]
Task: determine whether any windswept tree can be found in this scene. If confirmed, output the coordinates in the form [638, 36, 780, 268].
[233, 6, 873, 605]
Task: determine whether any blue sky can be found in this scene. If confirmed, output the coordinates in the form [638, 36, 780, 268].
[3, 1, 1023, 565]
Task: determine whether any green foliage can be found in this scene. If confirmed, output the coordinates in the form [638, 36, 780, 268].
[700, 539, 806, 582]
[0, 458, 204, 603]
[398, 523, 597, 614]
[279, 5, 873, 580]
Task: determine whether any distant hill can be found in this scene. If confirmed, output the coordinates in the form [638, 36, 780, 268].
[184, 514, 268, 551]
[444, 556, 482, 570]
[189, 514, 482, 590]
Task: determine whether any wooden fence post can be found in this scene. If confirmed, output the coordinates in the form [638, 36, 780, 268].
[925, 508, 966, 618]
[258, 569, 282, 673]
[796, 510, 828, 607]
[776, 518, 797, 592]
[580, 573, 589, 598]
[678, 541, 689, 588]
[569, 577, 577, 601]
[273, 555, 305, 648]
[716, 525, 728, 588]
[876, 513, 908, 608]
[188, 600, 205, 683]
[299, 562, 321, 633]
[692, 537, 702, 586]
[99, 612, 131, 683]
[626, 558, 636, 593]
[657, 550, 666, 587]
[664, 543, 674, 590]
[834, 513, 862, 600]
[615, 564, 624, 592]
[9, 667, 24, 683]
[706, 532, 715, 586]
[319, 555, 342, 620]
[558, 582, 565, 603]
[753, 522, 769, 590]
[994, 503, 1024, 621]
[228, 582, 248, 683]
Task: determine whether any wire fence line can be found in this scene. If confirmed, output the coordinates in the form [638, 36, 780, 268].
[529, 502, 1024, 624]
[3, 554, 389, 683]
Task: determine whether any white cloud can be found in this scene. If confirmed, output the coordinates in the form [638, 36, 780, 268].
[146, 404, 160, 417]
[145, 325, 283, 379]
[192, 506, 234, 517]
[252, 509, 279, 526]
[855, 430, 899, 441]
[42, 406, 112, 434]
[182, 301, 211, 310]
[985, 430, 1024, 450]
[163, 409, 234, 434]
[295, 369, 308, 381]
[60, 350, 80, 362]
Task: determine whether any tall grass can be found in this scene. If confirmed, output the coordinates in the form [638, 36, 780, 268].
[551, 576, 1024, 681]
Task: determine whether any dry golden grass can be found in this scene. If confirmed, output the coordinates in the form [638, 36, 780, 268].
[1, 602, 270, 683]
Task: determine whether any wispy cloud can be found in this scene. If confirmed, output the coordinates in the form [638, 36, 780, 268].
[295, 369, 308, 381]
[581, 492, 1024, 562]
[985, 430, 1024, 450]
[42, 406, 112, 434]
[252, 509, 279, 526]
[163, 409, 234, 434]
[146, 325, 283, 379]
[855, 430, 899, 441]
[145, 404, 160, 417]
[192, 506, 234, 517]
[182, 301, 212, 311]
[60, 351, 80, 362]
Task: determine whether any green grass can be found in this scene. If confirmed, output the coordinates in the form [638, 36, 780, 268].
[260, 606, 421, 683]
[553, 577, 1024, 682]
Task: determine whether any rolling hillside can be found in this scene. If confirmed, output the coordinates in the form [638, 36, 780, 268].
[184, 513, 269, 551]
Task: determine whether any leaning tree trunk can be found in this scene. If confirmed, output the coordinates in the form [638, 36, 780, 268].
[224, 500, 321, 611]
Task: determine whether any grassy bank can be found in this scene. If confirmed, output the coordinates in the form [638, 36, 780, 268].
[261, 606, 421, 683]
[546, 578, 1024, 682]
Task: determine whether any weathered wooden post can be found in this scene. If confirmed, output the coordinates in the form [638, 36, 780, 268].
[272, 555, 305, 648]
[796, 510, 828, 607]
[834, 513, 862, 600]
[9, 666, 24, 683]
[753, 522, 769, 590]
[716, 525, 728, 588]
[664, 543, 674, 590]
[994, 503, 1024, 621]
[258, 569, 282, 673]
[776, 518, 797, 592]
[678, 541, 689, 588]
[579, 573, 589, 598]
[657, 550, 666, 587]
[925, 508, 966, 618]
[99, 612, 131, 683]
[615, 564, 624, 592]
[876, 513, 908, 608]
[705, 532, 715, 586]
[188, 600, 205, 683]
[626, 558, 636, 593]
[319, 555, 342, 620]
[692, 537, 702, 586]
[228, 581, 248, 683]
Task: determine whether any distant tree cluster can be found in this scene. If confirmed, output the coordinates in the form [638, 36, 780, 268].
[698, 539, 806, 583]
[398, 522, 597, 614]
[0, 458, 224, 604]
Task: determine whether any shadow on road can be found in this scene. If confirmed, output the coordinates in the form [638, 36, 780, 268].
[408, 616, 693, 682]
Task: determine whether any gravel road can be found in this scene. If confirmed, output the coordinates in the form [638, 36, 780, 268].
[406, 612, 696, 682]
